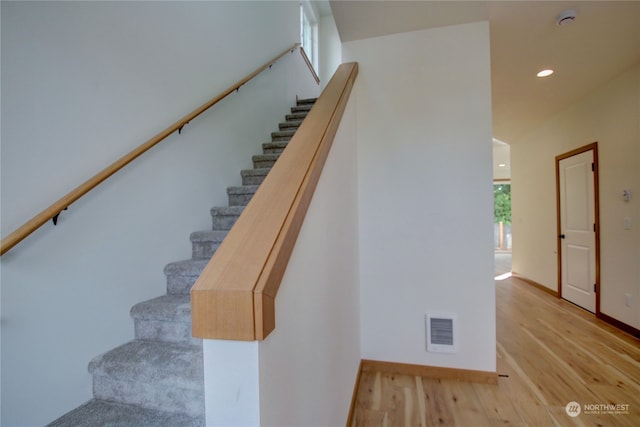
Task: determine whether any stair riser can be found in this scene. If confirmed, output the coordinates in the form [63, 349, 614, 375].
[211, 214, 241, 231]
[263, 147, 286, 155]
[241, 168, 270, 186]
[262, 141, 288, 154]
[253, 158, 277, 169]
[286, 113, 308, 121]
[297, 97, 317, 105]
[130, 295, 200, 345]
[242, 174, 267, 186]
[271, 135, 293, 142]
[92, 375, 204, 419]
[228, 193, 255, 207]
[291, 105, 312, 113]
[134, 319, 201, 346]
[279, 121, 302, 130]
[164, 259, 208, 294]
[192, 241, 221, 260]
[167, 275, 200, 295]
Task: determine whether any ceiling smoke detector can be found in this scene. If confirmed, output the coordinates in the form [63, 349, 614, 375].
[556, 10, 577, 26]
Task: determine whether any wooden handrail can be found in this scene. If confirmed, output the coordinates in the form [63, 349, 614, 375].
[300, 46, 320, 84]
[1, 43, 305, 256]
[191, 62, 358, 341]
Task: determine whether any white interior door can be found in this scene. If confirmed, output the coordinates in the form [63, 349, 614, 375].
[559, 149, 596, 312]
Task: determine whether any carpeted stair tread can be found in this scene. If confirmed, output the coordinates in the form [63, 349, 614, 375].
[227, 185, 259, 206]
[130, 294, 199, 345]
[291, 104, 313, 113]
[253, 154, 280, 169]
[210, 205, 245, 216]
[89, 340, 203, 417]
[296, 97, 317, 105]
[89, 340, 202, 382]
[190, 229, 228, 243]
[190, 230, 228, 259]
[262, 141, 288, 154]
[286, 112, 309, 121]
[131, 294, 192, 323]
[210, 206, 245, 230]
[164, 259, 209, 294]
[46, 399, 204, 427]
[253, 153, 281, 161]
[241, 168, 271, 185]
[271, 129, 296, 141]
[279, 120, 303, 130]
[226, 184, 260, 195]
[164, 259, 209, 277]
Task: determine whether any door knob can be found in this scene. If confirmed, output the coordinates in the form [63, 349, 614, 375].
[559, 234, 566, 239]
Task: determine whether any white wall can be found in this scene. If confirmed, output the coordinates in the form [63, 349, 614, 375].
[319, 13, 342, 88]
[258, 93, 359, 426]
[204, 92, 360, 426]
[203, 340, 261, 426]
[511, 63, 640, 329]
[343, 22, 496, 372]
[0, 2, 318, 425]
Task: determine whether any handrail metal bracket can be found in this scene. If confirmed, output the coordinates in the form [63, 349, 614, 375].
[52, 208, 68, 226]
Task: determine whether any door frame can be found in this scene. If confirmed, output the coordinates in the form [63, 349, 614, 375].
[555, 142, 601, 314]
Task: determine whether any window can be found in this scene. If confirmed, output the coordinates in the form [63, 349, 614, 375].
[300, 1, 318, 71]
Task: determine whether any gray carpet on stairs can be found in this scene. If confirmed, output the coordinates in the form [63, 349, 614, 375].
[46, 98, 316, 425]
[47, 399, 204, 427]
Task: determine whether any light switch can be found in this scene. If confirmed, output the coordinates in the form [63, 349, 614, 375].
[624, 217, 632, 230]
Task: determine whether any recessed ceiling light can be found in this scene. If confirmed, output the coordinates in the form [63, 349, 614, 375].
[537, 69, 554, 78]
[498, 163, 506, 168]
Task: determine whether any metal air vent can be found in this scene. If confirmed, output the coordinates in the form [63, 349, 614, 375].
[426, 313, 457, 353]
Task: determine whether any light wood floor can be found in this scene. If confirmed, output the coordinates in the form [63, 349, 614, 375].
[351, 275, 640, 426]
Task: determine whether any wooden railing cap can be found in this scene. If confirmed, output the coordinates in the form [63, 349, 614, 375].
[191, 62, 358, 341]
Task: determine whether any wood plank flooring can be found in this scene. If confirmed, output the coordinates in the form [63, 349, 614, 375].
[351, 273, 640, 426]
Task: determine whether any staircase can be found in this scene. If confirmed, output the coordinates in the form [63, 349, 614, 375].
[47, 97, 317, 427]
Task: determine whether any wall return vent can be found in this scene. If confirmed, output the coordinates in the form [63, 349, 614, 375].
[426, 313, 457, 353]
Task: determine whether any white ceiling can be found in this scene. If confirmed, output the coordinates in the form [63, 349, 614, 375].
[329, 0, 640, 144]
